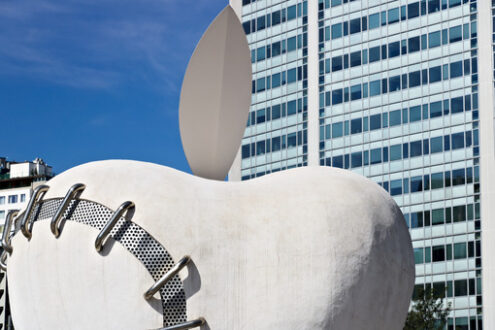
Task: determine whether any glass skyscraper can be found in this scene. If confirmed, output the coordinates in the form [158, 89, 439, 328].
[229, 0, 495, 328]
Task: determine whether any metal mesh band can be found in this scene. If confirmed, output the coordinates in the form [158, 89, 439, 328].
[15, 198, 187, 327]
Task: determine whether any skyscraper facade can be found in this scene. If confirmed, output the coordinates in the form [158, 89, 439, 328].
[229, 0, 495, 328]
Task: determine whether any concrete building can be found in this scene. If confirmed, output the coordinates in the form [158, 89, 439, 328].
[0, 157, 53, 330]
[229, 0, 492, 328]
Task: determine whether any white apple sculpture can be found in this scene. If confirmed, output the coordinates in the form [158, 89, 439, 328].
[1, 5, 415, 330]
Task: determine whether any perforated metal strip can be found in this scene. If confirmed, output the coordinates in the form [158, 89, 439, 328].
[16, 199, 187, 327]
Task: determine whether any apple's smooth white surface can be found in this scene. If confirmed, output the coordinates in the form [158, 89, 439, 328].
[8, 219, 163, 330]
[9, 160, 415, 329]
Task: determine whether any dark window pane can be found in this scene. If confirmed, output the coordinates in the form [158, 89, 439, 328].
[272, 137, 281, 151]
[452, 132, 465, 149]
[272, 105, 281, 119]
[410, 141, 422, 157]
[332, 89, 343, 105]
[408, 36, 420, 53]
[411, 212, 424, 228]
[430, 101, 442, 118]
[287, 132, 297, 147]
[428, 0, 440, 13]
[409, 71, 421, 87]
[333, 155, 343, 168]
[389, 41, 400, 57]
[256, 140, 265, 155]
[410, 106, 421, 122]
[455, 280, 468, 297]
[450, 61, 463, 78]
[350, 18, 361, 34]
[256, 109, 266, 123]
[449, 0, 461, 8]
[432, 246, 445, 262]
[390, 179, 402, 196]
[243, 21, 251, 34]
[408, 2, 419, 18]
[429, 66, 441, 83]
[369, 46, 381, 62]
[351, 152, 362, 168]
[242, 144, 250, 158]
[350, 51, 361, 67]
[332, 56, 343, 72]
[351, 118, 362, 134]
[370, 114, 381, 130]
[272, 11, 281, 25]
[389, 76, 400, 93]
[272, 42, 281, 56]
[411, 176, 423, 192]
[452, 169, 466, 185]
[451, 97, 463, 114]
[257, 16, 266, 31]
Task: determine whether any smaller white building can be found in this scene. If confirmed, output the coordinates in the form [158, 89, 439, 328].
[0, 157, 53, 330]
[0, 158, 53, 229]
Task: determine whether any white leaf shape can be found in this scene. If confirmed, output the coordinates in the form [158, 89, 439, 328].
[179, 5, 252, 181]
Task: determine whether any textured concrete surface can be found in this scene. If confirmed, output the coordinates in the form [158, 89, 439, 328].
[9, 160, 414, 329]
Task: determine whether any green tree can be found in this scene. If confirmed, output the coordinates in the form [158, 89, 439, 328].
[404, 287, 451, 330]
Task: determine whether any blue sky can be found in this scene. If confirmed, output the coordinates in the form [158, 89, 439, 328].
[0, 0, 227, 175]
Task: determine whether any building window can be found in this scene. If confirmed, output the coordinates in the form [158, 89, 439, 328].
[331, 23, 342, 39]
[454, 242, 467, 259]
[454, 280, 468, 297]
[8, 195, 18, 204]
[0, 196, 5, 205]
[0, 210, 4, 220]
[350, 51, 361, 67]
[332, 56, 342, 72]
[414, 248, 423, 264]
[369, 46, 380, 62]
[432, 246, 445, 262]
[20, 194, 26, 202]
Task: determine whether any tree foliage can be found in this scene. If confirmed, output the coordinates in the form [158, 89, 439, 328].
[404, 287, 451, 330]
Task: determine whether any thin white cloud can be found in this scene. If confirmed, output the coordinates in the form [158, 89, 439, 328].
[0, 0, 227, 91]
